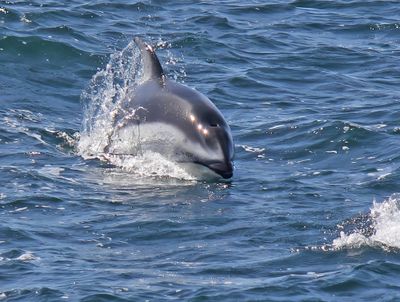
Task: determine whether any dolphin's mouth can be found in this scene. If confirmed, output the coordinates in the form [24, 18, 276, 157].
[200, 161, 233, 179]
[178, 159, 233, 180]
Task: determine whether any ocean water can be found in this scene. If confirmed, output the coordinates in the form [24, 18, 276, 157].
[1, 0, 400, 301]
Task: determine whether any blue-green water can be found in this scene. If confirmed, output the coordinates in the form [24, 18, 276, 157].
[1, 1, 400, 301]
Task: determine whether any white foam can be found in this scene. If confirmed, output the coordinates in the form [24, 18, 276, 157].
[16, 251, 39, 262]
[20, 14, 31, 23]
[1, 251, 40, 263]
[240, 144, 265, 153]
[103, 151, 195, 181]
[332, 195, 400, 251]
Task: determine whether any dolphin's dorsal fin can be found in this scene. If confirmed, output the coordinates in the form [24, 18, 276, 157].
[134, 37, 165, 85]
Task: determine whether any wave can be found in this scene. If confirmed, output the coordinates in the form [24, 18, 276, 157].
[0, 287, 66, 301]
[0, 35, 101, 62]
[297, 195, 400, 254]
[331, 195, 400, 251]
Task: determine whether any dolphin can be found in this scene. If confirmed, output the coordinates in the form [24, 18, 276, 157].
[111, 37, 234, 179]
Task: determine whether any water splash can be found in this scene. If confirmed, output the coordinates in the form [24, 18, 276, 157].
[78, 39, 143, 157]
[332, 194, 400, 251]
[101, 152, 195, 181]
[77, 39, 194, 180]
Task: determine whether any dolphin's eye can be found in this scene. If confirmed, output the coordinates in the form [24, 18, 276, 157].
[210, 123, 219, 127]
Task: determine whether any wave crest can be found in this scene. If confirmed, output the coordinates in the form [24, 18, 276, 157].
[332, 195, 400, 251]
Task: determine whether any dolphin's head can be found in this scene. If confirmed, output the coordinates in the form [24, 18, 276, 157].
[198, 121, 234, 179]
[176, 86, 234, 179]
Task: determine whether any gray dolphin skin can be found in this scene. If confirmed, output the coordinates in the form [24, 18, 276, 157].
[121, 37, 234, 179]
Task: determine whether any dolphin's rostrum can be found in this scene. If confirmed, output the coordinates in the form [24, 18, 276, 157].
[115, 37, 234, 179]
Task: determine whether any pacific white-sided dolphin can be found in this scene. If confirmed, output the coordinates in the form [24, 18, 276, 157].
[113, 37, 234, 179]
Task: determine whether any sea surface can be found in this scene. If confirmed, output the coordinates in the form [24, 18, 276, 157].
[1, 0, 400, 301]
